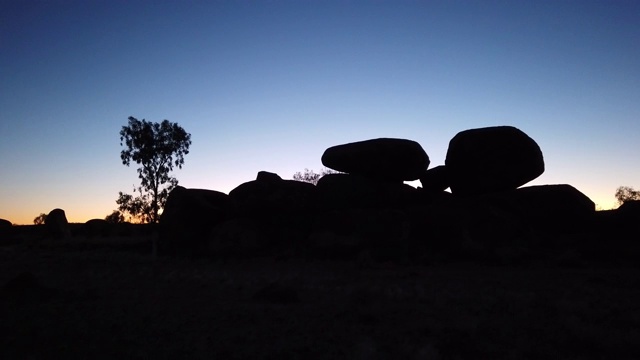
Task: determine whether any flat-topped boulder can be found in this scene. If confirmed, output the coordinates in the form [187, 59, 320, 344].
[321, 138, 430, 182]
[445, 126, 544, 196]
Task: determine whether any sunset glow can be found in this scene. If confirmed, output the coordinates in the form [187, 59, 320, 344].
[1, 1, 639, 225]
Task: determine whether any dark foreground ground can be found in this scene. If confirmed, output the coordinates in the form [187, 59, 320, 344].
[1, 236, 639, 360]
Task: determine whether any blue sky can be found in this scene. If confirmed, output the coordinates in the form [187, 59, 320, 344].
[1, 0, 639, 224]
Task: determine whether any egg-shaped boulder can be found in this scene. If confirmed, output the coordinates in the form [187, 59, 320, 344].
[445, 126, 544, 196]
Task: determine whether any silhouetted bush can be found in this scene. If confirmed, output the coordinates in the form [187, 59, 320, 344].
[105, 210, 125, 224]
[615, 186, 640, 206]
[33, 213, 47, 225]
[292, 167, 339, 185]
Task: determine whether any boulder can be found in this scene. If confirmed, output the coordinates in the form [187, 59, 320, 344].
[321, 138, 430, 182]
[592, 200, 640, 237]
[45, 208, 71, 239]
[484, 184, 595, 235]
[229, 171, 317, 216]
[158, 186, 233, 256]
[0, 218, 14, 243]
[83, 219, 111, 238]
[316, 173, 424, 210]
[445, 126, 544, 196]
[618, 199, 640, 215]
[418, 165, 451, 193]
[256, 170, 283, 183]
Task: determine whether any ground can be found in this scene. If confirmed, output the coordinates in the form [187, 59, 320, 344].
[1, 236, 639, 359]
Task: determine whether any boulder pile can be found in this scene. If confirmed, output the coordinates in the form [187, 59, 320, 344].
[156, 125, 636, 265]
[10, 126, 631, 266]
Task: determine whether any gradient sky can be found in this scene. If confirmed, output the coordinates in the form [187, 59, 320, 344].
[1, 0, 639, 224]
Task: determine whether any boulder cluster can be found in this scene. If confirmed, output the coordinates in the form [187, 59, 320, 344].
[158, 125, 637, 265]
[2, 125, 636, 265]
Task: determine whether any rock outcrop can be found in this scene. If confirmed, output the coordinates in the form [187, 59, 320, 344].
[102, 125, 630, 266]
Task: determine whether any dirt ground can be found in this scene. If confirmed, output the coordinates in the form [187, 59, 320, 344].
[1, 237, 639, 360]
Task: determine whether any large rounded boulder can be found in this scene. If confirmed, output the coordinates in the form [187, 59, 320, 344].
[321, 138, 430, 182]
[0, 219, 12, 228]
[45, 208, 71, 239]
[445, 126, 544, 196]
[83, 219, 112, 238]
[159, 186, 233, 256]
[483, 184, 595, 235]
[0, 219, 13, 242]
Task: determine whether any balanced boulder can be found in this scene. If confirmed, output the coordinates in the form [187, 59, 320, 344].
[445, 126, 544, 196]
[321, 138, 430, 182]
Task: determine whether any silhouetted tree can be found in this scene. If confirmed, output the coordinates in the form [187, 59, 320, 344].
[292, 167, 339, 185]
[33, 213, 47, 225]
[105, 210, 125, 224]
[118, 116, 192, 223]
[615, 186, 640, 206]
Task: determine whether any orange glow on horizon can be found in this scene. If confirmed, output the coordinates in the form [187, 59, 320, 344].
[2, 192, 621, 226]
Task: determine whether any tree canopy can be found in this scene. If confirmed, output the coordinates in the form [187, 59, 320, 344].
[105, 210, 125, 224]
[615, 186, 640, 206]
[118, 116, 191, 223]
[33, 213, 47, 225]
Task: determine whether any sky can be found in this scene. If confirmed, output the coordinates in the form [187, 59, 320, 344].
[1, 0, 639, 224]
